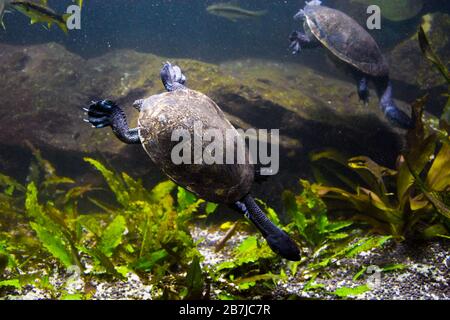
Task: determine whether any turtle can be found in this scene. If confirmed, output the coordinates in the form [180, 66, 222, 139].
[289, 0, 414, 129]
[83, 62, 301, 261]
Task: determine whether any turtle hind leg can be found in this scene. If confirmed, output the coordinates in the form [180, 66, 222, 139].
[84, 100, 141, 144]
[234, 195, 301, 261]
[376, 78, 414, 130]
[160, 62, 187, 92]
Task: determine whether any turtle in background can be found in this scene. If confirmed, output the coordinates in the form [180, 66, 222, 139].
[83, 62, 301, 261]
[289, 0, 414, 129]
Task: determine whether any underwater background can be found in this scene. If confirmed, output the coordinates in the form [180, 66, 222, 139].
[0, 0, 449, 300]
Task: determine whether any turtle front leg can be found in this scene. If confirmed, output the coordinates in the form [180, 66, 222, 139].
[84, 100, 141, 144]
[160, 62, 187, 92]
[289, 31, 318, 54]
[357, 77, 370, 106]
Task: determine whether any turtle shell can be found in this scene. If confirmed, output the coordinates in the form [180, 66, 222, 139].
[304, 4, 389, 77]
[138, 89, 254, 204]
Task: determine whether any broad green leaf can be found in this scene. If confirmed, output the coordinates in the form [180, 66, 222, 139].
[30, 222, 74, 268]
[283, 190, 306, 233]
[381, 264, 407, 273]
[132, 249, 168, 272]
[325, 221, 353, 233]
[205, 202, 218, 214]
[185, 256, 204, 299]
[423, 224, 448, 239]
[0, 279, 21, 289]
[345, 236, 392, 258]
[398, 134, 437, 203]
[177, 187, 197, 211]
[77, 214, 104, 237]
[25, 183, 45, 221]
[333, 284, 370, 298]
[150, 180, 176, 202]
[427, 142, 450, 191]
[98, 215, 127, 257]
[61, 293, 84, 300]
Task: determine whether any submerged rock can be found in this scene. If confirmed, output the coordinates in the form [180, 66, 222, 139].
[389, 13, 450, 90]
[0, 42, 405, 193]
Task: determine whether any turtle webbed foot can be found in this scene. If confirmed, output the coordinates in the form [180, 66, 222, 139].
[266, 231, 301, 262]
[83, 100, 116, 128]
[289, 31, 316, 54]
[161, 62, 187, 92]
[385, 106, 415, 130]
[289, 31, 303, 54]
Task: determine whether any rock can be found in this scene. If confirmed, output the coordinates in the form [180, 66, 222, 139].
[389, 13, 450, 90]
[0, 42, 405, 195]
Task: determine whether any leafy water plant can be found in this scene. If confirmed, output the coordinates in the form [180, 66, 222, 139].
[208, 182, 392, 298]
[309, 140, 450, 239]
[0, 146, 207, 299]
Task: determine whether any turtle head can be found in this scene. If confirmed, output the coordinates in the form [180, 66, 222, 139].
[160, 62, 187, 92]
[305, 0, 322, 7]
[293, 9, 305, 20]
[294, 1, 321, 20]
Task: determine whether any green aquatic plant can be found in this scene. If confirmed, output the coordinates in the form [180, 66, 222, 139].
[0, 146, 209, 299]
[282, 181, 392, 279]
[209, 185, 391, 298]
[309, 129, 450, 238]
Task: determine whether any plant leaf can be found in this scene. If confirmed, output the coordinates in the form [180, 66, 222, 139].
[30, 222, 74, 268]
[98, 215, 127, 257]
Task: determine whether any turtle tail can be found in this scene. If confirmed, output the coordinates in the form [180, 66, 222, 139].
[235, 195, 301, 261]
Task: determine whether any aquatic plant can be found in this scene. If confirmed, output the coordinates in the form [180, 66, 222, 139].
[209, 184, 392, 298]
[0, 146, 207, 299]
[309, 101, 450, 238]
[310, 149, 448, 238]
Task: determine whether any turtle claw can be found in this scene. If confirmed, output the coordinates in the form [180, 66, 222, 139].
[289, 30, 311, 55]
[83, 100, 116, 129]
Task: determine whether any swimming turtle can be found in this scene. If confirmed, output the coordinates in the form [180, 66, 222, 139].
[83, 62, 300, 261]
[289, 0, 414, 129]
